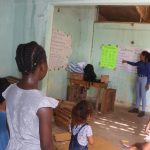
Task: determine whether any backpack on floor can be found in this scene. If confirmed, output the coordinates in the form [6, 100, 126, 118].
[83, 64, 96, 82]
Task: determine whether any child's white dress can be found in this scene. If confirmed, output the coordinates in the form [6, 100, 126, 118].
[2, 84, 58, 150]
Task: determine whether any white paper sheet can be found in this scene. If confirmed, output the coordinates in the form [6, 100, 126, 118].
[49, 29, 72, 70]
[117, 48, 142, 73]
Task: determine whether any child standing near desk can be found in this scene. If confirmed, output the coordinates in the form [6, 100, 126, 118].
[122, 51, 149, 117]
[69, 101, 94, 150]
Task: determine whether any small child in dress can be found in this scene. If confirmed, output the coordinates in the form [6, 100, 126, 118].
[69, 100, 94, 150]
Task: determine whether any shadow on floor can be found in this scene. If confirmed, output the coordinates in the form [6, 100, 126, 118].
[91, 106, 150, 149]
[53, 106, 150, 149]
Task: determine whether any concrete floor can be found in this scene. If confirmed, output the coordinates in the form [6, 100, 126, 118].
[53, 106, 150, 149]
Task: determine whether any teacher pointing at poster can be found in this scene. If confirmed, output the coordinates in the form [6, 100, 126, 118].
[122, 51, 149, 117]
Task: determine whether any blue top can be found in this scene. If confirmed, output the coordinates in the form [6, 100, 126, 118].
[146, 62, 150, 84]
[0, 112, 9, 150]
[127, 61, 150, 84]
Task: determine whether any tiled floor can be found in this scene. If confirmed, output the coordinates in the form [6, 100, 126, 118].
[53, 106, 150, 149]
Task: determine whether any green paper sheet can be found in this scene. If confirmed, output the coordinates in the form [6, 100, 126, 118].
[100, 45, 118, 69]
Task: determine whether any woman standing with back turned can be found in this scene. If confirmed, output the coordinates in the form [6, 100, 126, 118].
[122, 51, 149, 117]
[2, 41, 58, 150]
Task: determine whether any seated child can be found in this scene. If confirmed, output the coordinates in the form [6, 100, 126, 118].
[69, 100, 94, 150]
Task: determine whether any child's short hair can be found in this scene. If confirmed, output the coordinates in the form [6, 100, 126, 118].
[71, 100, 93, 125]
[0, 78, 10, 103]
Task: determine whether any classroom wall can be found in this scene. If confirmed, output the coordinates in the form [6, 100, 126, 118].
[47, 6, 96, 99]
[3, 0, 150, 108]
[47, 7, 81, 99]
[10, 1, 96, 98]
[0, 0, 15, 77]
[91, 23, 150, 109]
[0, 0, 49, 78]
[11, 1, 27, 77]
[12, 0, 51, 77]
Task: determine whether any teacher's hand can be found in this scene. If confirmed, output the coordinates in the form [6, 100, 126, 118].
[122, 60, 127, 64]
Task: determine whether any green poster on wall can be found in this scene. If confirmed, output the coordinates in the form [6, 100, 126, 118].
[100, 45, 118, 69]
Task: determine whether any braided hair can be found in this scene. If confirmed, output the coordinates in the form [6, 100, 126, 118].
[15, 41, 47, 75]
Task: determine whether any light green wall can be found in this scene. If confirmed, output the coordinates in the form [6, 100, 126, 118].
[0, 0, 33, 78]
[11, 1, 27, 77]
[1, 0, 49, 78]
[78, 7, 96, 62]
[92, 23, 150, 108]
[47, 6, 96, 99]
[47, 7, 81, 99]
[0, 0, 15, 77]
[10, 2, 96, 98]
[12, 0, 50, 77]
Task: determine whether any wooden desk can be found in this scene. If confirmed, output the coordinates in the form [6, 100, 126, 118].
[68, 78, 108, 112]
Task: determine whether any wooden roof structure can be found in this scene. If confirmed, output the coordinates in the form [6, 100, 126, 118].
[97, 6, 150, 23]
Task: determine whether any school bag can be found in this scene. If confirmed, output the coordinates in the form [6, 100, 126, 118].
[83, 64, 96, 82]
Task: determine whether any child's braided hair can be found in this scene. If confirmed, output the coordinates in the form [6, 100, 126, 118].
[15, 41, 46, 75]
